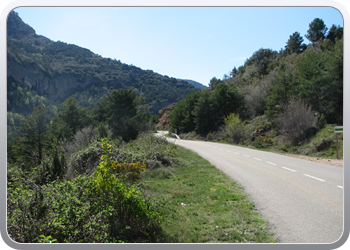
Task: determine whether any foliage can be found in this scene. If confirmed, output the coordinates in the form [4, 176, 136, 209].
[305, 18, 328, 44]
[95, 138, 146, 183]
[264, 63, 296, 119]
[170, 82, 246, 136]
[285, 32, 307, 54]
[94, 88, 147, 141]
[169, 90, 201, 134]
[17, 105, 49, 166]
[326, 24, 343, 43]
[315, 113, 327, 130]
[254, 135, 273, 149]
[222, 113, 247, 143]
[7, 137, 166, 243]
[193, 89, 216, 135]
[48, 97, 91, 141]
[35, 140, 66, 185]
[244, 48, 278, 77]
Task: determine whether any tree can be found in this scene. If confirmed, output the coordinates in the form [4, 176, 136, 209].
[49, 97, 90, 141]
[265, 63, 296, 119]
[295, 47, 329, 114]
[285, 32, 307, 54]
[193, 89, 216, 135]
[322, 38, 343, 124]
[244, 48, 278, 76]
[208, 77, 223, 90]
[169, 90, 201, 133]
[210, 82, 246, 126]
[18, 105, 49, 166]
[305, 18, 328, 44]
[95, 88, 146, 141]
[230, 67, 238, 77]
[326, 24, 343, 43]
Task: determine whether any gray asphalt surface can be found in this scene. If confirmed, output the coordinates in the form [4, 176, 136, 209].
[158, 131, 344, 243]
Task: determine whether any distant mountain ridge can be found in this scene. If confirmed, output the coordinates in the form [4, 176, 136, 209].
[178, 79, 207, 90]
[7, 11, 198, 115]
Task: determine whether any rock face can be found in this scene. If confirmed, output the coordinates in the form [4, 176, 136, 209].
[7, 52, 101, 101]
[7, 11, 195, 114]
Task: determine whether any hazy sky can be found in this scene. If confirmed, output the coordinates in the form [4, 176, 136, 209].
[14, 6, 343, 86]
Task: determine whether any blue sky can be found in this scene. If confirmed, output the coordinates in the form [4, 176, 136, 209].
[13, 6, 343, 86]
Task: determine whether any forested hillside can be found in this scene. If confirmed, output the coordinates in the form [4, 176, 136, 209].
[7, 11, 197, 118]
[169, 18, 343, 155]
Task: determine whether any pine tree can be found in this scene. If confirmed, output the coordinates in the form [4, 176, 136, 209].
[19, 105, 48, 166]
[305, 18, 328, 44]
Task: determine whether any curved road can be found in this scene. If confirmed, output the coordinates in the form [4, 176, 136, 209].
[158, 131, 344, 243]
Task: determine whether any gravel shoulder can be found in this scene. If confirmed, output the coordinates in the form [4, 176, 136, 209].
[284, 154, 343, 167]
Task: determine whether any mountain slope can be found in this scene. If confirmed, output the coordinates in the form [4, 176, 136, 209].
[178, 79, 206, 90]
[7, 11, 196, 115]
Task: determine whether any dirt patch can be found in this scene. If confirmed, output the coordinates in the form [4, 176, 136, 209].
[156, 104, 174, 129]
[284, 154, 343, 167]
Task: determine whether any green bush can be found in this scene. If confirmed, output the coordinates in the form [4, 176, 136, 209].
[223, 113, 247, 143]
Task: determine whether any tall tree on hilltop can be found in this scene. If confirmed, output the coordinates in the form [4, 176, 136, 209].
[326, 24, 343, 43]
[305, 18, 328, 44]
[285, 32, 307, 54]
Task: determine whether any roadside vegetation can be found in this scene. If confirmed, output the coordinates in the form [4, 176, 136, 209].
[168, 18, 343, 160]
[7, 86, 277, 243]
[7, 131, 277, 243]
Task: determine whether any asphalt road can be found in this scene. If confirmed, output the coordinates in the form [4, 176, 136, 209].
[157, 131, 344, 243]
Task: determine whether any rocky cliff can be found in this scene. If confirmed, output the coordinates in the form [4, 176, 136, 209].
[7, 11, 196, 114]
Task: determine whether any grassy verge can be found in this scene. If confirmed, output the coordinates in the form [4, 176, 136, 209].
[141, 145, 277, 243]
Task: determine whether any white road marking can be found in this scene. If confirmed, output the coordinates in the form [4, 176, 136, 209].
[243, 154, 250, 157]
[304, 174, 325, 182]
[337, 186, 343, 189]
[282, 167, 296, 172]
[266, 161, 277, 166]
[226, 150, 231, 153]
[219, 148, 224, 151]
[212, 146, 217, 148]
[234, 152, 240, 154]
[253, 157, 262, 161]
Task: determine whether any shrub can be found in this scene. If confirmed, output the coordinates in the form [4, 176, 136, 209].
[65, 141, 103, 179]
[277, 97, 316, 145]
[254, 135, 273, 149]
[315, 113, 327, 130]
[223, 113, 247, 143]
[7, 138, 166, 243]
